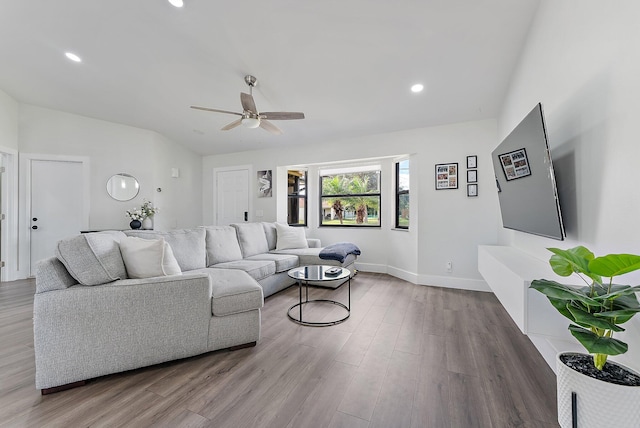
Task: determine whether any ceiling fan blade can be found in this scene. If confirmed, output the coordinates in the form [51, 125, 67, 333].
[190, 106, 243, 116]
[240, 92, 258, 113]
[259, 112, 305, 120]
[259, 119, 283, 135]
[221, 118, 243, 131]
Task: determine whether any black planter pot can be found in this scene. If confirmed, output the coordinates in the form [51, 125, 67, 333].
[129, 220, 142, 229]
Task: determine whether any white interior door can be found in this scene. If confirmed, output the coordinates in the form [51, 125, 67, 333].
[216, 169, 249, 225]
[30, 159, 84, 275]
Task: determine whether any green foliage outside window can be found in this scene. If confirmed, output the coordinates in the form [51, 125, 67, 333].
[321, 170, 380, 226]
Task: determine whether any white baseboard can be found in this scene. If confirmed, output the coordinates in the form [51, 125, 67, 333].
[354, 262, 386, 273]
[355, 263, 489, 292]
[386, 266, 418, 284]
[417, 274, 491, 292]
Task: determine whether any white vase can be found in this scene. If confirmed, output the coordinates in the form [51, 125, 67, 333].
[556, 352, 640, 428]
[141, 217, 153, 230]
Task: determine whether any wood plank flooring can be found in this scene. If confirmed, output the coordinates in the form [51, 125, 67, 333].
[0, 273, 559, 427]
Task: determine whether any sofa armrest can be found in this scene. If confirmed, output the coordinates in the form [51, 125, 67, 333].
[306, 238, 321, 248]
[34, 273, 212, 389]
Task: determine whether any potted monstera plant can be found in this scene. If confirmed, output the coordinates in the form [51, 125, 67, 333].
[530, 246, 640, 428]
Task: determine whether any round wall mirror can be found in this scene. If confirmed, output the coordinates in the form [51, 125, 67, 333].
[106, 173, 140, 201]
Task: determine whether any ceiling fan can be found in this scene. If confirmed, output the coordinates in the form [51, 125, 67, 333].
[190, 75, 305, 135]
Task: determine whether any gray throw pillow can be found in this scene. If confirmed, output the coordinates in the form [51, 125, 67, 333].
[55, 231, 127, 286]
[204, 226, 243, 266]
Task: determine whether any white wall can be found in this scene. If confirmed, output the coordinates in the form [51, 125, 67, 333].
[498, 0, 640, 370]
[0, 89, 18, 150]
[19, 104, 203, 231]
[203, 119, 499, 289]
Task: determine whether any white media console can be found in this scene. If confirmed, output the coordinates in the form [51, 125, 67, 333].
[477, 245, 582, 372]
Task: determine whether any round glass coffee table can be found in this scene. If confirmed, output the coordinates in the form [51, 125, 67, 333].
[287, 265, 351, 327]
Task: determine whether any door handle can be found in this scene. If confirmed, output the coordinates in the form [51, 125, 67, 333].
[244, 211, 248, 222]
[32, 225, 38, 230]
[33, 217, 38, 222]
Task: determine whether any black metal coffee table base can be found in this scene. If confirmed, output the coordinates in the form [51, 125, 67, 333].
[287, 267, 351, 327]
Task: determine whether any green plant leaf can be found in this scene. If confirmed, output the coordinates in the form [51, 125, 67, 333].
[589, 254, 640, 278]
[567, 304, 623, 331]
[611, 293, 640, 310]
[547, 297, 577, 322]
[548, 246, 593, 275]
[594, 285, 640, 302]
[595, 308, 640, 324]
[530, 279, 600, 306]
[568, 325, 628, 356]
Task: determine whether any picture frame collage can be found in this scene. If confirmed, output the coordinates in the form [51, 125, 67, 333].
[435, 163, 458, 190]
[434, 155, 478, 196]
[466, 155, 478, 197]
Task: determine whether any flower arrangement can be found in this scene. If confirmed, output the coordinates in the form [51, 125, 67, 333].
[140, 199, 158, 218]
[125, 208, 144, 221]
[125, 199, 158, 221]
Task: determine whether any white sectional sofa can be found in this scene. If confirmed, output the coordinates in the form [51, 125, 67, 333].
[33, 222, 357, 393]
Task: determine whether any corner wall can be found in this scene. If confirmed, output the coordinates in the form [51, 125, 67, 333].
[498, 0, 640, 370]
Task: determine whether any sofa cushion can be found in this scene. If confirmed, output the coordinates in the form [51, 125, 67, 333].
[56, 231, 127, 286]
[262, 222, 278, 251]
[191, 268, 263, 316]
[35, 257, 79, 293]
[275, 223, 309, 250]
[119, 237, 182, 279]
[125, 228, 206, 271]
[212, 259, 276, 281]
[231, 223, 270, 257]
[245, 253, 299, 273]
[203, 226, 243, 266]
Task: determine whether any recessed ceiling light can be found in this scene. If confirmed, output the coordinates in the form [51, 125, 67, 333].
[65, 52, 82, 63]
[411, 83, 424, 93]
[168, 0, 184, 7]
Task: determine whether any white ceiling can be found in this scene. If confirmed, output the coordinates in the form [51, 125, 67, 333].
[0, 0, 539, 156]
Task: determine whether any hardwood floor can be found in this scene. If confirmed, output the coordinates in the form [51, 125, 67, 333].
[0, 273, 559, 427]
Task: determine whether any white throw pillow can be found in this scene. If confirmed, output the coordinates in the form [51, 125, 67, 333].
[275, 223, 309, 251]
[119, 236, 182, 279]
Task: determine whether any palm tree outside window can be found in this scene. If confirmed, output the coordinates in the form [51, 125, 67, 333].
[319, 166, 381, 227]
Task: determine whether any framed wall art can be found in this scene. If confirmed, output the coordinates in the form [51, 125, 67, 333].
[467, 155, 477, 169]
[498, 148, 531, 181]
[435, 163, 458, 190]
[467, 169, 477, 183]
[257, 170, 273, 198]
[467, 183, 478, 197]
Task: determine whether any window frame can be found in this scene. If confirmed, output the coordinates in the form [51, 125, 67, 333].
[395, 159, 409, 229]
[319, 168, 382, 228]
[287, 169, 307, 227]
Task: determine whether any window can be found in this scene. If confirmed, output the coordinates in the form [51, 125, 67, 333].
[287, 170, 307, 226]
[396, 159, 409, 229]
[320, 166, 381, 227]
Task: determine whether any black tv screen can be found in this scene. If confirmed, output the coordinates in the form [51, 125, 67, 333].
[492, 103, 565, 240]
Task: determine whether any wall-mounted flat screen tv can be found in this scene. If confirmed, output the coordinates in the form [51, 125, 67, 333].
[492, 103, 565, 240]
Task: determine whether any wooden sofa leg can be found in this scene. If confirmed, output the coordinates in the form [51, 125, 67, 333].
[41, 380, 86, 395]
[227, 341, 257, 351]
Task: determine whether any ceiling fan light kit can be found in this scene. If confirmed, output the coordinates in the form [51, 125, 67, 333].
[241, 117, 260, 128]
[190, 75, 304, 135]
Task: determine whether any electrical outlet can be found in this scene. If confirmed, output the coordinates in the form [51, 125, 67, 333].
[446, 261, 452, 272]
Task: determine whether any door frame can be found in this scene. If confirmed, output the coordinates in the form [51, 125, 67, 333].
[0, 146, 17, 282]
[212, 164, 252, 226]
[19, 153, 90, 278]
